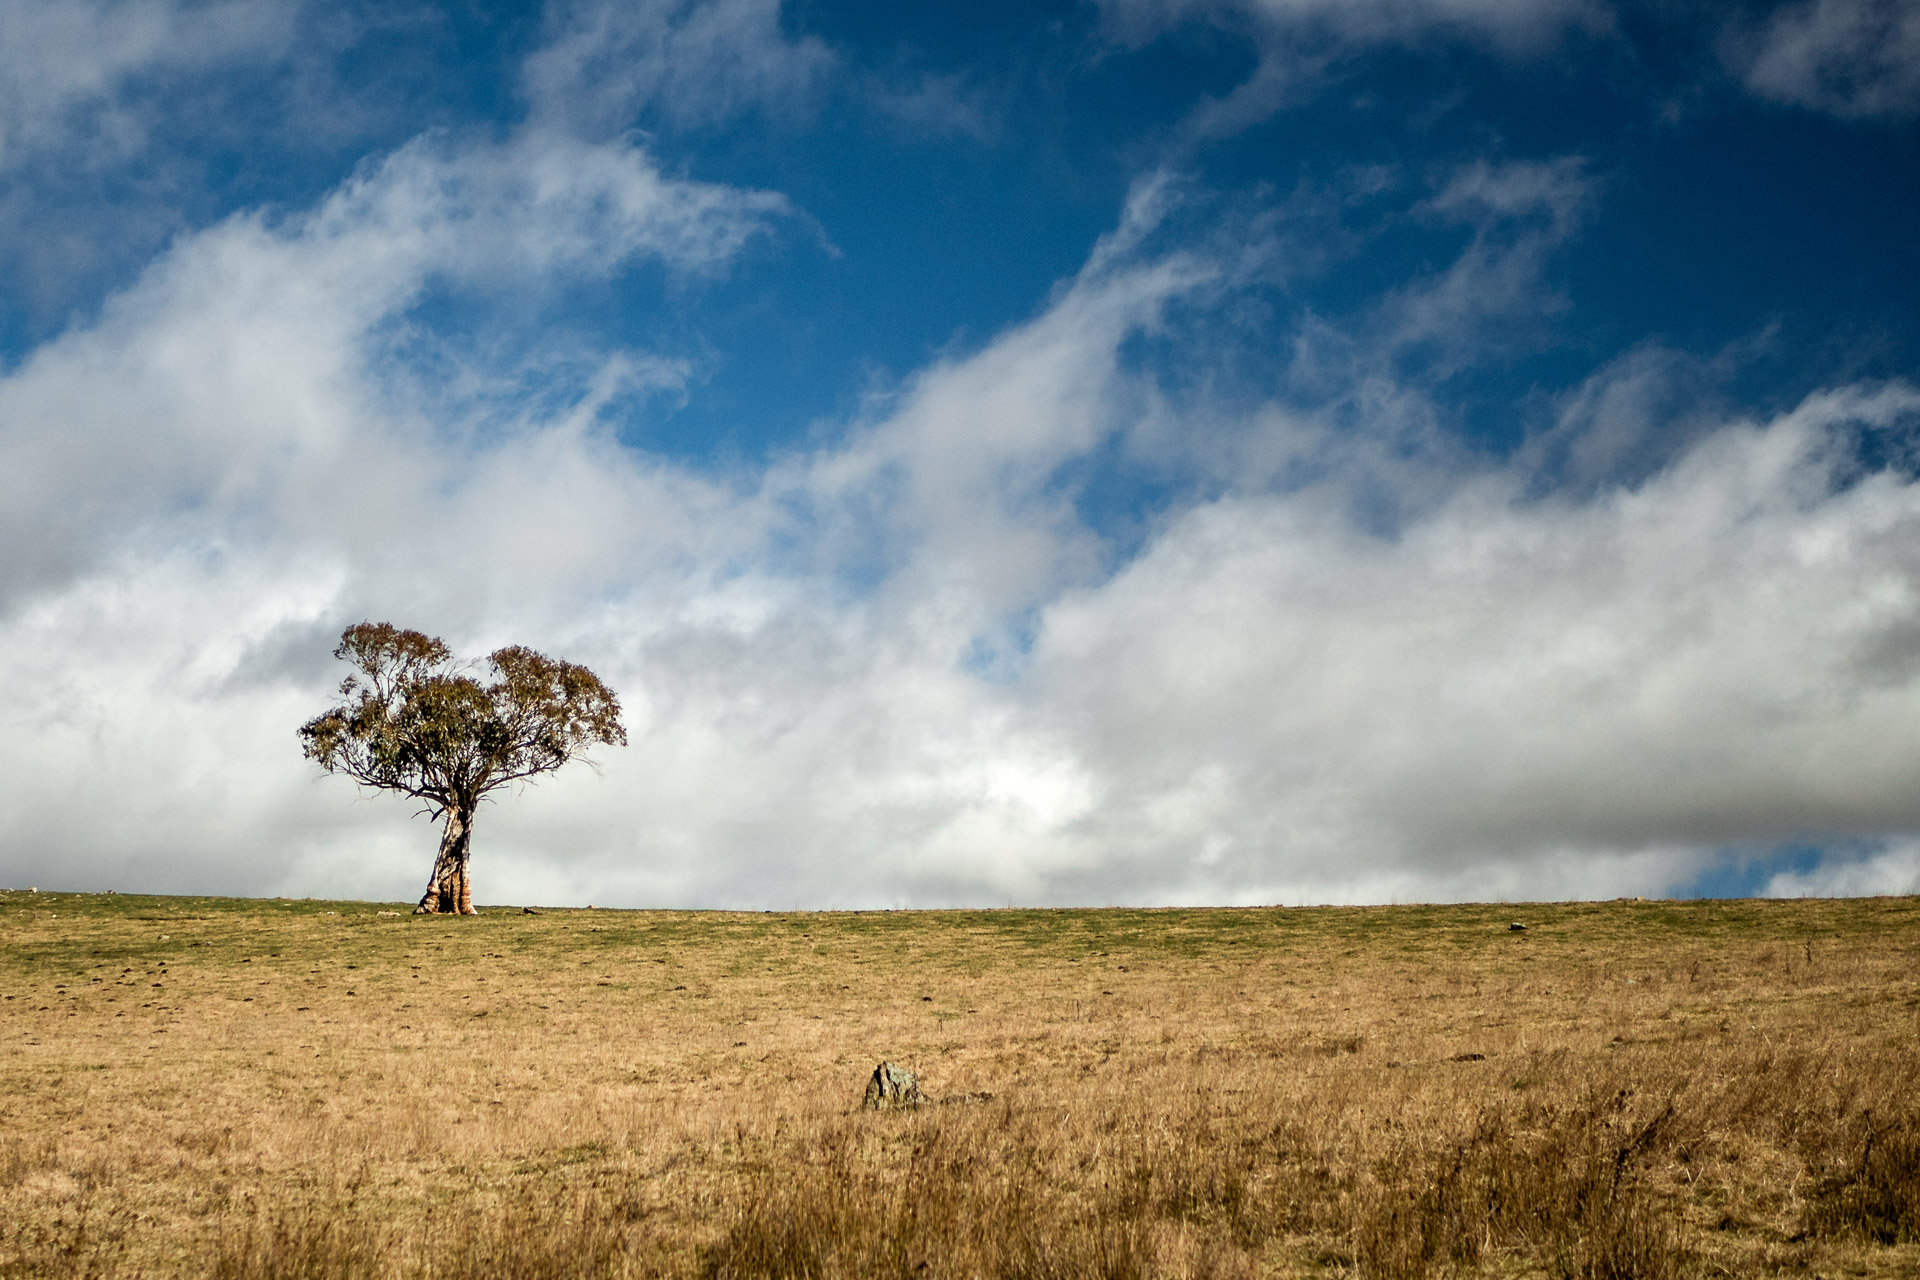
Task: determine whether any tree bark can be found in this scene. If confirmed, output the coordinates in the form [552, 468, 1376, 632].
[414, 803, 479, 915]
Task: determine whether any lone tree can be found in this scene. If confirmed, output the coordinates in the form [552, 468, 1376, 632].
[299, 623, 626, 914]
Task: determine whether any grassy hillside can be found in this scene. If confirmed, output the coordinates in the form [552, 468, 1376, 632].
[2, 889, 1917, 1277]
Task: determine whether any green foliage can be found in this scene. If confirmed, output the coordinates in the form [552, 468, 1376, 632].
[297, 623, 626, 814]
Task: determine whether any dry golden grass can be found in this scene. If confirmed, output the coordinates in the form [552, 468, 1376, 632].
[2, 889, 1917, 1277]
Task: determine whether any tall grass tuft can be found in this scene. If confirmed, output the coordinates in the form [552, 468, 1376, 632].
[1351, 1090, 1682, 1279]
[1805, 1114, 1920, 1245]
[0, 1200, 131, 1280]
[698, 1118, 1155, 1280]
[211, 1184, 651, 1280]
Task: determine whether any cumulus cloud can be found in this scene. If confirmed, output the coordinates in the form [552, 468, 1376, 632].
[522, 0, 835, 136]
[1726, 0, 1920, 120]
[1027, 382, 1920, 902]
[3, 112, 1920, 909]
[0, 127, 786, 610]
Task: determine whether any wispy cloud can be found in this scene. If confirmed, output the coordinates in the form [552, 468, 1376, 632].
[1725, 0, 1920, 120]
[1095, 0, 1608, 140]
[522, 0, 835, 135]
[864, 70, 998, 143]
[0, 0, 298, 170]
[1096, 0, 1605, 52]
[1100, 0, 1920, 136]
[1386, 157, 1592, 370]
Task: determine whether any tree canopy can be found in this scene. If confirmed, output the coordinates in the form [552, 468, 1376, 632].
[299, 622, 626, 913]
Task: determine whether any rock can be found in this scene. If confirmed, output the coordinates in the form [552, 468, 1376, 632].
[862, 1061, 923, 1110]
[1508, 922, 1527, 931]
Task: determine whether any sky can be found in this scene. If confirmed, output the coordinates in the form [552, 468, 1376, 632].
[2, 0, 1919, 909]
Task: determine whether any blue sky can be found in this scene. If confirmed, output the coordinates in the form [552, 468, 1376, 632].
[2, 0, 1918, 907]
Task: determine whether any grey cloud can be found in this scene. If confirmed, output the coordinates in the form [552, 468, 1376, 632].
[1520, 343, 1736, 493]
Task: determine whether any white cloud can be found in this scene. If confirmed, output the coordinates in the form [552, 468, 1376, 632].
[522, 0, 835, 136]
[1763, 839, 1920, 897]
[0, 0, 297, 169]
[5, 129, 1920, 908]
[1024, 382, 1920, 904]
[1727, 0, 1920, 120]
[0, 127, 786, 609]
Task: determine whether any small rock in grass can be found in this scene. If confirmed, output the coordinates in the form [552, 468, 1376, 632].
[862, 1061, 923, 1110]
[1508, 922, 1527, 931]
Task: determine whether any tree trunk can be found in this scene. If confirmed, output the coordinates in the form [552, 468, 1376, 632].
[414, 803, 479, 915]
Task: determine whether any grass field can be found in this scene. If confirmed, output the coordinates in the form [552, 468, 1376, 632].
[1, 888, 1917, 1277]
